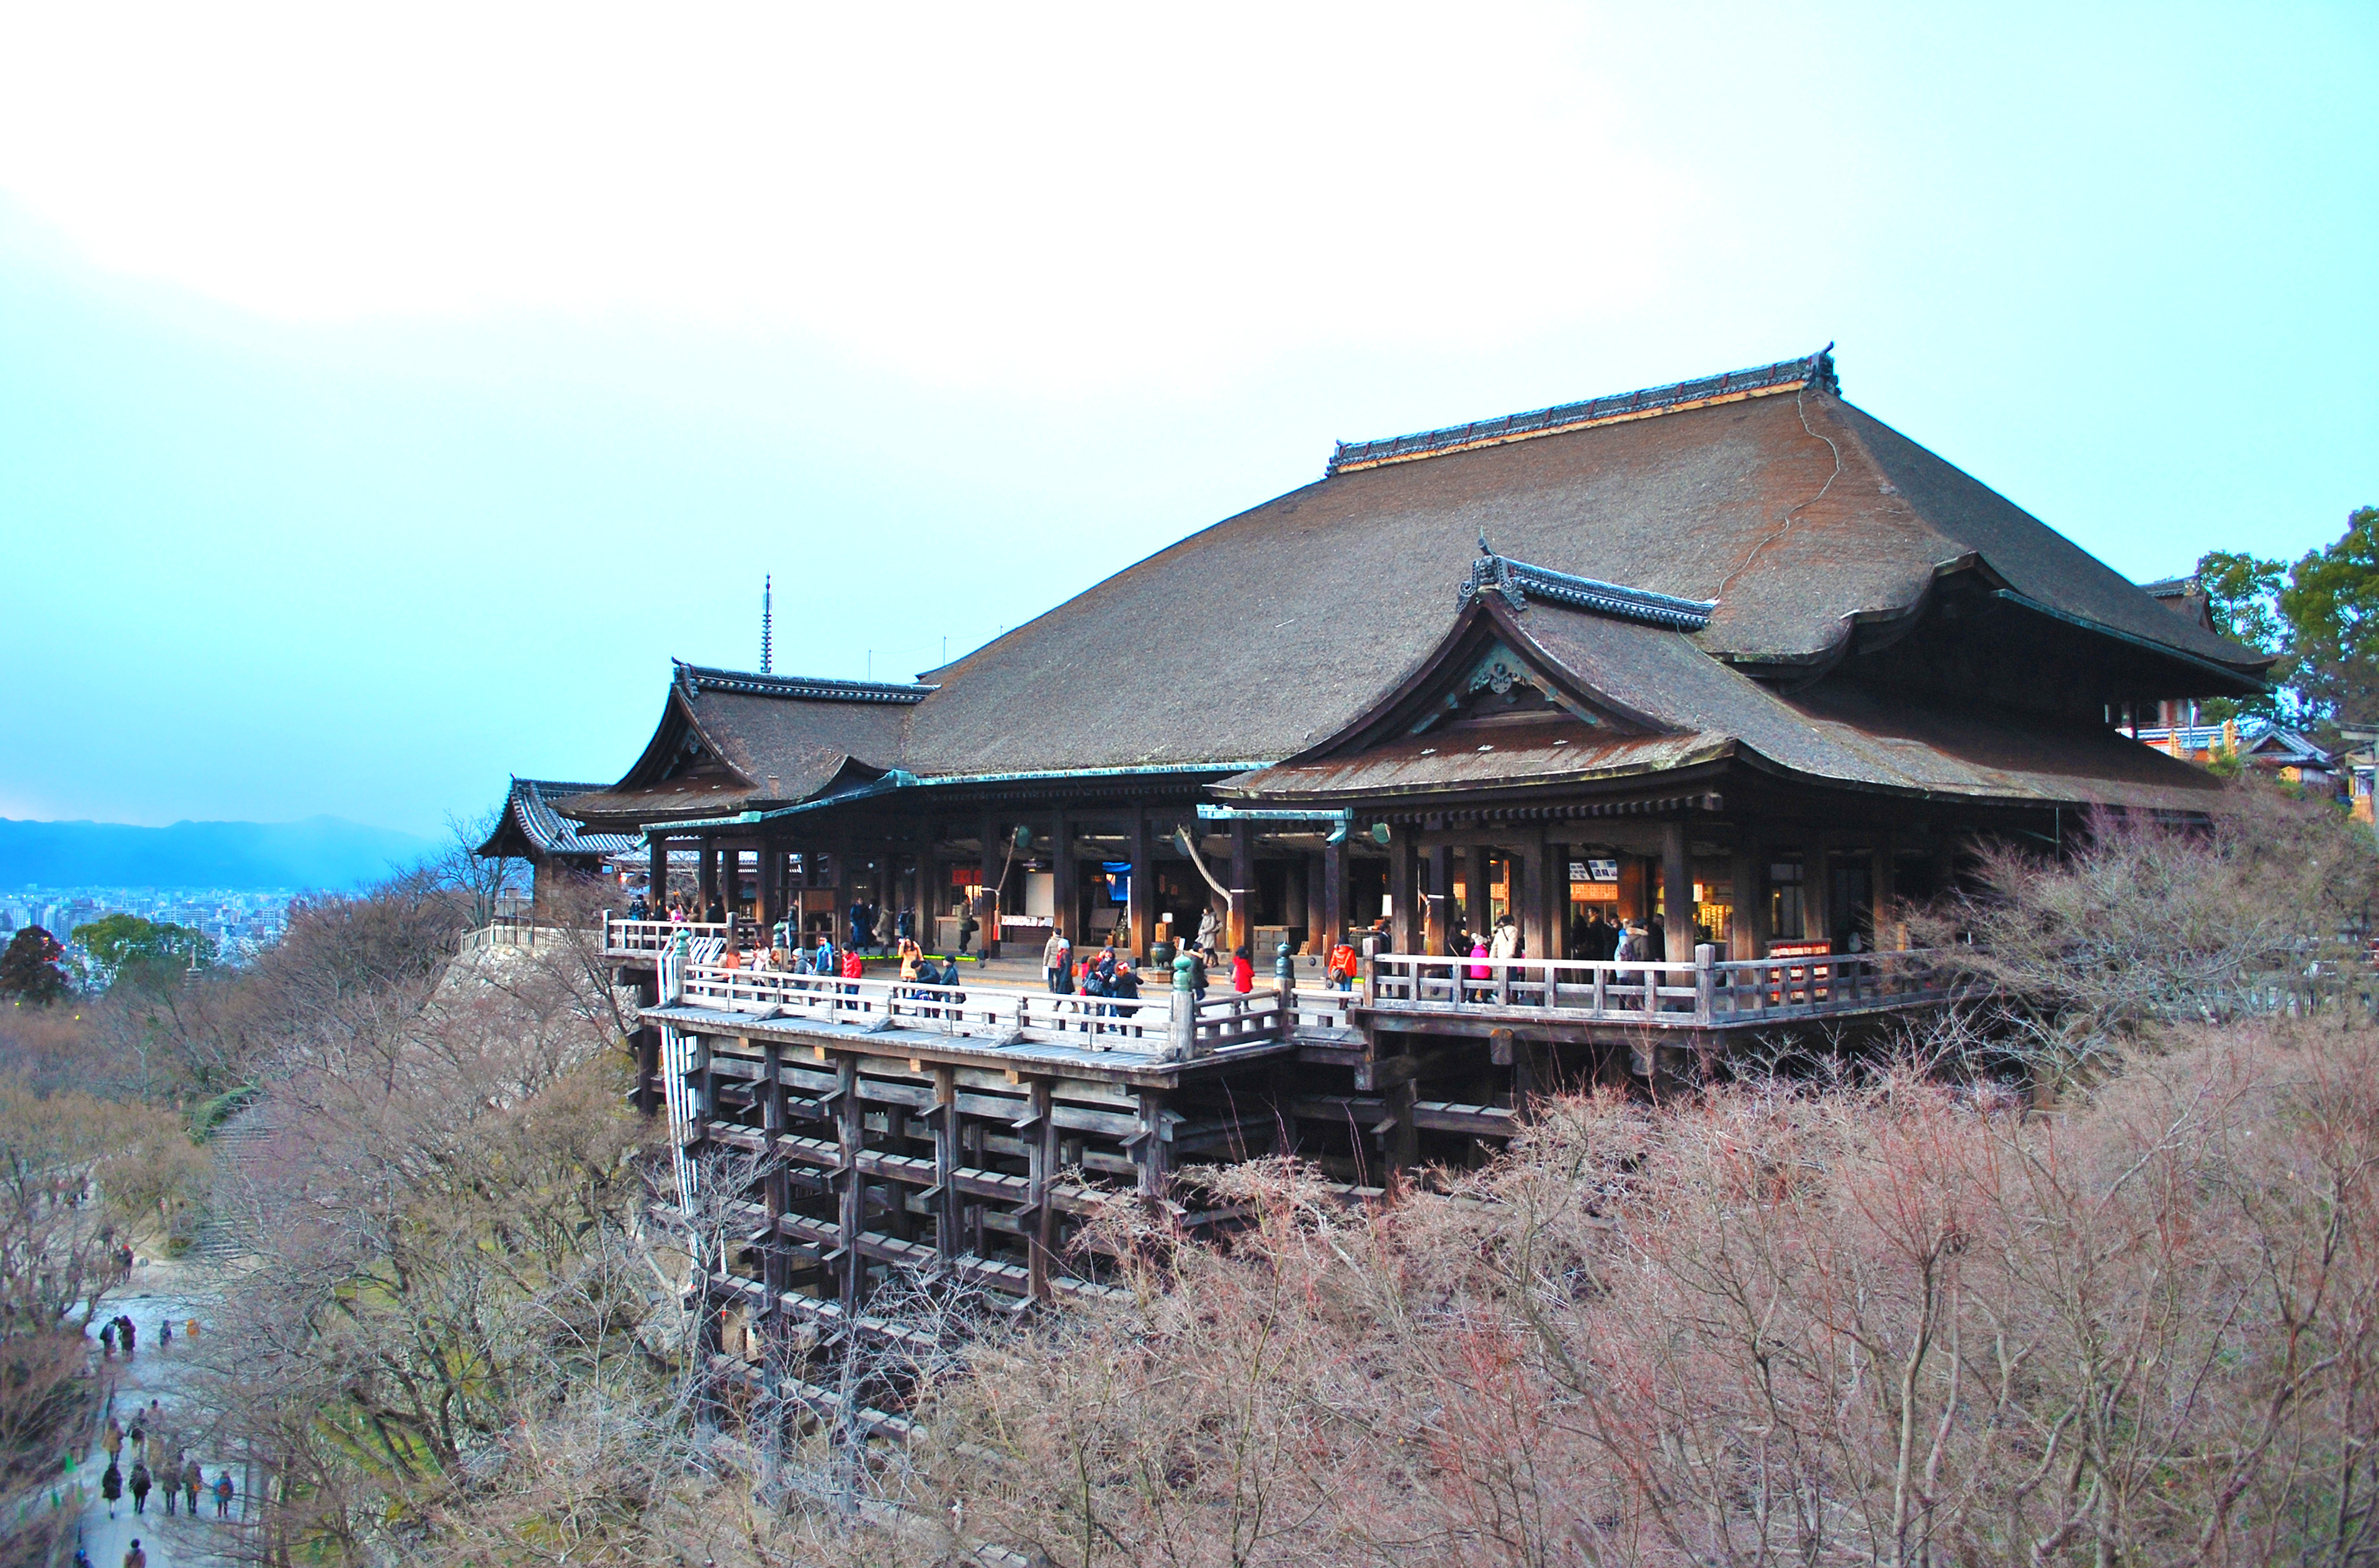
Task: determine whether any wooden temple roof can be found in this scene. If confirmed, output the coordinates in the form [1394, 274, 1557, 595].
[547, 351, 2271, 830]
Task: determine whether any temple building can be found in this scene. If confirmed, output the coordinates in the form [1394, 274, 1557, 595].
[550, 347, 2264, 970]
[513, 349, 2275, 1312]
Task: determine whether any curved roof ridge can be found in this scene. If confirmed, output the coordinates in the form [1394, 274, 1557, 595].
[673, 660, 934, 704]
[1327, 346, 1837, 475]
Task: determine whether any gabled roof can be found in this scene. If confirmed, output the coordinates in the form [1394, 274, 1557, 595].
[476, 778, 643, 861]
[1217, 582, 2226, 813]
[558, 661, 921, 827]
[2242, 727, 2335, 766]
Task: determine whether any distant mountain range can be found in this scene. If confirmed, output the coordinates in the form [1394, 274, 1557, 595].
[0, 817, 437, 892]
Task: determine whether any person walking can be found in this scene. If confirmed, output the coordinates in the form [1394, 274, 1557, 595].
[99, 1319, 115, 1359]
[101, 1416, 122, 1464]
[157, 1317, 170, 1351]
[101, 1461, 120, 1518]
[164, 1454, 177, 1516]
[128, 1458, 150, 1515]
[1195, 907, 1221, 967]
[1231, 944, 1254, 994]
[1042, 929, 1072, 995]
[118, 1317, 135, 1356]
[181, 1456, 200, 1516]
[120, 1539, 143, 1568]
[213, 1471, 235, 1518]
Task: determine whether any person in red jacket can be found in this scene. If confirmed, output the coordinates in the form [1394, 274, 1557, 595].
[1231, 944, 1254, 994]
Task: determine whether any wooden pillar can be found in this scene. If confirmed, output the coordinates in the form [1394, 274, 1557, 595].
[1545, 840, 1570, 958]
[698, 837, 718, 911]
[917, 828, 940, 951]
[1227, 820, 1254, 956]
[1134, 1089, 1172, 1198]
[1125, 813, 1153, 961]
[1662, 821, 1694, 963]
[1731, 831, 1762, 959]
[835, 1054, 862, 1312]
[1804, 830, 1833, 949]
[1051, 811, 1077, 943]
[1425, 845, 1452, 956]
[933, 1065, 960, 1263]
[648, 835, 668, 907]
[1388, 832, 1415, 952]
[978, 812, 1003, 959]
[634, 1026, 660, 1117]
[1873, 830, 1899, 949]
[1026, 1077, 1054, 1301]
[1283, 849, 1308, 945]
[761, 1039, 785, 1296]
[1520, 837, 1548, 961]
[835, 833, 856, 951]
[1323, 839, 1346, 953]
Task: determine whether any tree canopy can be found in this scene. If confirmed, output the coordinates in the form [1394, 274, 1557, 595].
[0, 928, 69, 1006]
[2197, 504, 2379, 733]
[68, 913, 213, 988]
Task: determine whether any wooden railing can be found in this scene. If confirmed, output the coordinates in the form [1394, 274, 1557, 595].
[653, 954, 1347, 1061]
[604, 916, 734, 954]
[1364, 948, 1952, 1026]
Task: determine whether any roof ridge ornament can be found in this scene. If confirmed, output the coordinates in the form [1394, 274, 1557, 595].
[1459, 542, 1717, 632]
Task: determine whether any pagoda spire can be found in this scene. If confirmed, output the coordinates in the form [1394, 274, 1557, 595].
[761, 575, 773, 674]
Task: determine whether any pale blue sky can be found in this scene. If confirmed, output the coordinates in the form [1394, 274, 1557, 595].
[1, 2, 2372, 836]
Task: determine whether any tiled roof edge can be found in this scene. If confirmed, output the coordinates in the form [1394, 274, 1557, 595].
[673, 661, 934, 704]
[1458, 542, 1716, 631]
[1327, 346, 1838, 476]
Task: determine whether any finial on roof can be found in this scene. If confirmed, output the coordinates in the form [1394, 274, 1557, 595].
[1477, 529, 1495, 557]
[761, 575, 773, 674]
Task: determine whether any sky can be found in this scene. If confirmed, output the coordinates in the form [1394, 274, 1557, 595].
[0, 2, 2372, 837]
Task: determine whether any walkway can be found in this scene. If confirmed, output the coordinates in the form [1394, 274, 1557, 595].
[66, 1271, 248, 1568]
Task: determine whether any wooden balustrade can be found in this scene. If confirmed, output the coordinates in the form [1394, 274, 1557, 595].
[658, 959, 1329, 1058]
[1364, 948, 1952, 1026]
[605, 916, 734, 954]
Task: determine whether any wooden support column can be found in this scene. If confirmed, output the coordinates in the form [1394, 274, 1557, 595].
[1389, 831, 1417, 953]
[1051, 811, 1077, 943]
[1804, 830, 1833, 949]
[979, 812, 1003, 959]
[933, 1065, 961, 1263]
[835, 833, 856, 951]
[1226, 820, 1254, 957]
[1662, 821, 1695, 963]
[1134, 1089, 1172, 1198]
[1520, 836, 1548, 961]
[917, 830, 940, 949]
[835, 1054, 862, 1312]
[1283, 849, 1307, 947]
[761, 1039, 785, 1297]
[1425, 845, 1452, 956]
[1731, 832, 1762, 959]
[1545, 840, 1570, 958]
[1126, 812, 1153, 961]
[698, 837, 719, 912]
[1873, 831, 1899, 949]
[635, 1026, 660, 1117]
[1322, 838, 1345, 953]
[648, 835, 668, 907]
[1026, 1077, 1055, 1302]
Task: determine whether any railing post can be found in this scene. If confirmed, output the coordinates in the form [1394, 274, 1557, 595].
[1275, 941, 1294, 1040]
[1694, 943, 1718, 1024]
[1167, 955, 1196, 1062]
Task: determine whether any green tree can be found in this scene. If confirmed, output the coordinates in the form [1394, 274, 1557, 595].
[68, 914, 213, 988]
[2193, 549, 2288, 724]
[2278, 504, 2379, 729]
[0, 929, 69, 1006]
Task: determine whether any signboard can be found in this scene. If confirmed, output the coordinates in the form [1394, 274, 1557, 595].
[1768, 939, 1831, 959]
[1569, 859, 1619, 883]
